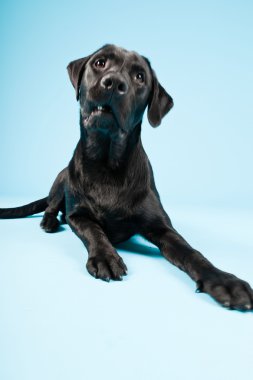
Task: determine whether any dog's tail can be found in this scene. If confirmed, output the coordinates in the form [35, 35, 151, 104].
[0, 197, 48, 219]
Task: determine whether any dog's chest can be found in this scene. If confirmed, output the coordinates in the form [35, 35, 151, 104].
[67, 154, 150, 237]
[83, 178, 135, 215]
[78, 180, 141, 242]
[72, 168, 146, 223]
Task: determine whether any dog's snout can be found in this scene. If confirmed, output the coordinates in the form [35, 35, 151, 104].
[101, 77, 113, 90]
[100, 74, 128, 95]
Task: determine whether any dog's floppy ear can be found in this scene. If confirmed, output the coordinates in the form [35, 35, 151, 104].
[67, 55, 91, 101]
[147, 70, 174, 127]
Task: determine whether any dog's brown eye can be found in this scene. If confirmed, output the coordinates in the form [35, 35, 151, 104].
[135, 73, 144, 83]
[95, 59, 106, 68]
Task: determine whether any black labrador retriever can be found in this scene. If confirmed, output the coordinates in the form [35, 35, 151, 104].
[1, 44, 252, 310]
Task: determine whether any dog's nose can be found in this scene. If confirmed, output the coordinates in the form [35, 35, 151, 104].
[100, 74, 128, 95]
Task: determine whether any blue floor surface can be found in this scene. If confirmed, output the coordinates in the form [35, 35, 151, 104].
[1, 198, 253, 380]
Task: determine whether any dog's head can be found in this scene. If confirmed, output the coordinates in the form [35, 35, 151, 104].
[67, 44, 173, 132]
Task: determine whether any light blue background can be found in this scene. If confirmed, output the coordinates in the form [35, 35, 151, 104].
[1, 1, 253, 380]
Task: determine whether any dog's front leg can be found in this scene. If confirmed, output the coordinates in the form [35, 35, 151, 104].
[67, 215, 127, 281]
[141, 222, 253, 310]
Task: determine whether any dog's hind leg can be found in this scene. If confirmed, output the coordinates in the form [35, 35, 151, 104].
[40, 168, 67, 233]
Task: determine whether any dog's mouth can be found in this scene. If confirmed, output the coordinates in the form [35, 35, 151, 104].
[91, 105, 113, 115]
[83, 104, 114, 123]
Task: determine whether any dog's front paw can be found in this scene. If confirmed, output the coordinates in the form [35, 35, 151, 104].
[196, 270, 253, 311]
[86, 253, 127, 281]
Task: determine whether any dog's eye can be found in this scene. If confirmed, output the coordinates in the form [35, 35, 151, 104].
[135, 73, 145, 83]
[94, 59, 106, 68]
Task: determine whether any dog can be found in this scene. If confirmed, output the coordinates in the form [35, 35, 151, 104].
[1, 44, 252, 311]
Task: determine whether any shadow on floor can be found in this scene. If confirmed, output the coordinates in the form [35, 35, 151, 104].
[116, 238, 161, 257]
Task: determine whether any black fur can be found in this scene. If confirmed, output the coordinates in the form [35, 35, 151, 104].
[1, 44, 253, 310]
[0, 197, 48, 218]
